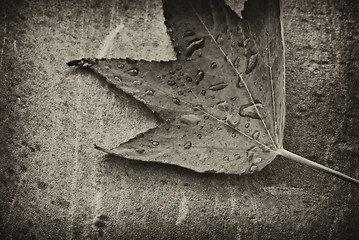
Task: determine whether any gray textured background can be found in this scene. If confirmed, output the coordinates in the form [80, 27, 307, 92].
[0, 0, 358, 239]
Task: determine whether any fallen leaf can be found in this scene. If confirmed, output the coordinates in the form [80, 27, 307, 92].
[68, 0, 359, 185]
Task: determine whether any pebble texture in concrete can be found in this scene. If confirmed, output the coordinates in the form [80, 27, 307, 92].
[0, 0, 358, 239]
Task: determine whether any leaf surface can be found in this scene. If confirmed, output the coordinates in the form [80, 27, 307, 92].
[68, 0, 285, 174]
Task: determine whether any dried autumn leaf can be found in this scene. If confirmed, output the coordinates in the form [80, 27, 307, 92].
[68, 0, 359, 185]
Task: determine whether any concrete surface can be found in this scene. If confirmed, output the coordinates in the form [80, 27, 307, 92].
[0, 0, 358, 239]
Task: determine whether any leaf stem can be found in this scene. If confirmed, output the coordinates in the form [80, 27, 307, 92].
[277, 148, 359, 187]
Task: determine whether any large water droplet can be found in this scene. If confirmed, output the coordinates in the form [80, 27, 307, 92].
[239, 101, 263, 119]
[195, 70, 205, 84]
[210, 62, 218, 69]
[172, 98, 181, 105]
[128, 67, 139, 76]
[184, 141, 192, 149]
[184, 29, 195, 37]
[208, 82, 228, 91]
[245, 54, 258, 74]
[186, 37, 205, 57]
[245, 123, 250, 128]
[186, 76, 192, 82]
[152, 141, 159, 146]
[252, 130, 260, 140]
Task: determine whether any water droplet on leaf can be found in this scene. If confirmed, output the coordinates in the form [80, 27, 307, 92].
[128, 67, 139, 76]
[145, 89, 155, 95]
[252, 130, 260, 140]
[245, 54, 258, 74]
[195, 70, 205, 84]
[236, 77, 245, 88]
[252, 158, 262, 164]
[184, 141, 192, 149]
[136, 149, 145, 154]
[239, 101, 263, 119]
[184, 29, 195, 37]
[208, 82, 228, 91]
[186, 37, 205, 57]
[167, 80, 176, 86]
[152, 141, 159, 146]
[216, 33, 224, 44]
[233, 56, 241, 68]
[172, 98, 181, 105]
[175, 64, 182, 70]
[210, 62, 218, 69]
[249, 165, 258, 172]
[192, 105, 204, 111]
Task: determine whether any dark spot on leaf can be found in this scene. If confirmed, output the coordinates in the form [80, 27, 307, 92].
[37, 181, 48, 190]
[94, 220, 106, 229]
[98, 215, 110, 221]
